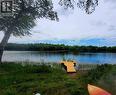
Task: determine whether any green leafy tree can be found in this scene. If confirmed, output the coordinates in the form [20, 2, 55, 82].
[0, 0, 58, 62]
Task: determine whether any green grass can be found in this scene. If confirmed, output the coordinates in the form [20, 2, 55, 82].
[0, 63, 115, 95]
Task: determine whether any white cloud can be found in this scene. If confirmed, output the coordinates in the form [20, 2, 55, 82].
[0, 0, 116, 46]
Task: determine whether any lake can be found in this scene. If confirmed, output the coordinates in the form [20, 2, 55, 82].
[2, 51, 116, 64]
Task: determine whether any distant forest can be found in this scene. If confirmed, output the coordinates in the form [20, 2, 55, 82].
[5, 43, 116, 53]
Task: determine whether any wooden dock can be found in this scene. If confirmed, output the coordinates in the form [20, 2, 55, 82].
[60, 60, 77, 73]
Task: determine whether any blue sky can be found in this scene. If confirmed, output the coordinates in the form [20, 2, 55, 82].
[0, 0, 116, 46]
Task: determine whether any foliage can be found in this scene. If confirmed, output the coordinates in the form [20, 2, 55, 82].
[59, 0, 98, 14]
[0, 63, 115, 95]
[77, 64, 116, 94]
[0, 0, 58, 36]
[5, 43, 116, 53]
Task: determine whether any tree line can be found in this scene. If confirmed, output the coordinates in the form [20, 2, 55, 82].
[5, 43, 116, 53]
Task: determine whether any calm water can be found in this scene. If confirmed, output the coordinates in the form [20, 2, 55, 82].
[2, 51, 116, 64]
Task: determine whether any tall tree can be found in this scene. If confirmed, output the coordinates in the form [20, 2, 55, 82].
[0, 0, 58, 62]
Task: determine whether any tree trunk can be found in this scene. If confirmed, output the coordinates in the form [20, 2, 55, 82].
[0, 31, 12, 63]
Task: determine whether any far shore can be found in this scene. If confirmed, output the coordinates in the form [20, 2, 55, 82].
[5, 43, 116, 53]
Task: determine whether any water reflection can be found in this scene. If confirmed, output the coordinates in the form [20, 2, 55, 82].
[2, 51, 116, 64]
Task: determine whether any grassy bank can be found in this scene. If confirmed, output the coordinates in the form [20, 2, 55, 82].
[0, 63, 116, 95]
